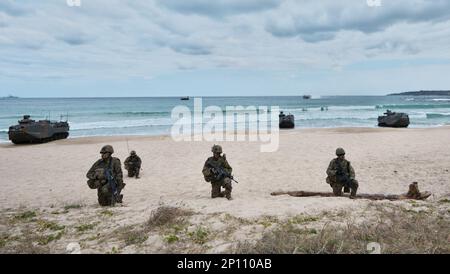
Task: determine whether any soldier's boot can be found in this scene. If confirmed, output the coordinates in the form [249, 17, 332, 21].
[224, 178, 233, 200]
[332, 184, 343, 196]
[135, 168, 140, 179]
[128, 170, 134, 178]
[349, 188, 358, 199]
[343, 187, 350, 193]
[349, 180, 359, 199]
[211, 192, 225, 198]
[98, 186, 113, 206]
[211, 182, 223, 198]
[98, 194, 112, 206]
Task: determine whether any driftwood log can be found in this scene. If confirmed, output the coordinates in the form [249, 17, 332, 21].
[271, 182, 431, 201]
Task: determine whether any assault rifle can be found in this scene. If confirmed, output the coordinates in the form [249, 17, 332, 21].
[206, 160, 239, 184]
[104, 161, 122, 205]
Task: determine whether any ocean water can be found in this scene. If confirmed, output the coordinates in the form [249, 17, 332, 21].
[1, 96, 450, 142]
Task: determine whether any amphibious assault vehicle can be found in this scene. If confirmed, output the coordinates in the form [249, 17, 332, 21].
[279, 111, 295, 129]
[8, 115, 70, 144]
[378, 110, 410, 128]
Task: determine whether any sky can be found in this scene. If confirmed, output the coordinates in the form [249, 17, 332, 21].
[1, 0, 450, 97]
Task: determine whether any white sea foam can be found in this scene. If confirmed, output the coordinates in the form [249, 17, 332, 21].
[70, 118, 175, 130]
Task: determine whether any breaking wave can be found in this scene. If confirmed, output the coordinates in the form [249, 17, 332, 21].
[296, 117, 377, 121]
[0, 115, 23, 119]
[376, 104, 450, 109]
[283, 105, 374, 112]
[426, 113, 450, 119]
[70, 118, 174, 131]
[105, 111, 170, 116]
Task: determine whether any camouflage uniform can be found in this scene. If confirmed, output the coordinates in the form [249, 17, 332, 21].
[202, 145, 233, 200]
[86, 145, 125, 206]
[124, 151, 142, 178]
[326, 148, 359, 198]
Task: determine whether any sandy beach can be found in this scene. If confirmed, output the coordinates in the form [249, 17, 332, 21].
[1, 127, 449, 253]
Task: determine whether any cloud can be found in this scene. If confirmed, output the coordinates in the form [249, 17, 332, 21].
[56, 33, 93, 46]
[1, 0, 450, 96]
[0, 13, 8, 27]
[299, 32, 335, 43]
[177, 64, 197, 70]
[0, 27, 51, 50]
[156, 0, 280, 17]
[154, 38, 212, 55]
[0, 0, 30, 17]
[170, 42, 212, 55]
[265, 0, 450, 42]
[365, 40, 421, 56]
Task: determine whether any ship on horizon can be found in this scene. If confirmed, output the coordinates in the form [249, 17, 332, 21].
[1, 95, 19, 99]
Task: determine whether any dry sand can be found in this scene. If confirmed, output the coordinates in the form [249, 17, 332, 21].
[1, 127, 449, 253]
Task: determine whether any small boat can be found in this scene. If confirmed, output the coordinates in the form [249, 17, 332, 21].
[378, 110, 410, 128]
[180, 96, 190, 101]
[302, 95, 311, 99]
[279, 111, 295, 129]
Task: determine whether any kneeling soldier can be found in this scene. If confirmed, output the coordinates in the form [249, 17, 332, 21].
[124, 150, 142, 179]
[202, 145, 233, 200]
[326, 148, 359, 199]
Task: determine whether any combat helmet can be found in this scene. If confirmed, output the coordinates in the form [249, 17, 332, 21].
[211, 145, 222, 154]
[130, 150, 136, 156]
[100, 145, 114, 154]
[336, 147, 345, 156]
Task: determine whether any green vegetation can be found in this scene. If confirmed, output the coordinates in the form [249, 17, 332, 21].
[288, 215, 320, 225]
[124, 230, 148, 246]
[234, 207, 450, 254]
[64, 204, 82, 210]
[100, 210, 114, 217]
[146, 206, 193, 230]
[188, 227, 209, 245]
[14, 211, 37, 220]
[164, 234, 179, 244]
[76, 223, 97, 232]
[108, 246, 120, 254]
[37, 220, 65, 231]
[37, 231, 64, 245]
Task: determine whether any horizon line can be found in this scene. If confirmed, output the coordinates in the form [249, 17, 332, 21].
[1, 94, 392, 99]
